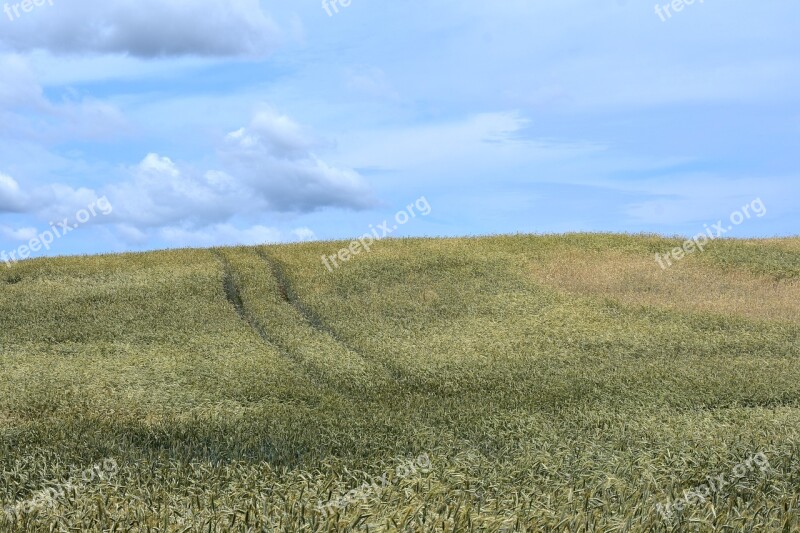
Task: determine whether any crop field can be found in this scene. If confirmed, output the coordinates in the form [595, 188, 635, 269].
[1, 233, 799, 532]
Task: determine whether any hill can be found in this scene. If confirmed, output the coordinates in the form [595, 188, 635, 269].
[1, 234, 799, 531]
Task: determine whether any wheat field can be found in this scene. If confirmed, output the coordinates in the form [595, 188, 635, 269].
[1, 234, 799, 531]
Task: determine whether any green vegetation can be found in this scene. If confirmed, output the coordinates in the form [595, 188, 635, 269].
[1, 234, 799, 531]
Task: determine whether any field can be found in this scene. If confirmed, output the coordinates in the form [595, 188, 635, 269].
[1, 234, 799, 531]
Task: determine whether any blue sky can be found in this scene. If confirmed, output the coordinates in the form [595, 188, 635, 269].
[0, 0, 798, 259]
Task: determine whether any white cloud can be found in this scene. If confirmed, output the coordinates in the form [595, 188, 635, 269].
[291, 227, 316, 241]
[0, 105, 373, 250]
[102, 107, 376, 229]
[114, 224, 148, 245]
[105, 153, 252, 229]
[0, 173, 29, 212]
[237, 108, 315, 157]
[204, 170, 237, 191]
[1, 169, 111, 221]
[0, 225, 38, 241]
[139, 153, 180, 177]
[0, 0, 281, 58]
[221, 108, 377, 212]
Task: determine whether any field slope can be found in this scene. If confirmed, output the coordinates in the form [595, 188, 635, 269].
[1, 234, 799, 531]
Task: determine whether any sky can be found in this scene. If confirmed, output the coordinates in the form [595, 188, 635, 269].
[0, 0, 798, 260]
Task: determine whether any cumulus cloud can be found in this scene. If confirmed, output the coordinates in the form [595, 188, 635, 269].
[105, 153, 253, 228]
[221, 108, 377, 212]
[0, 0, 280, 58]
[1, 107, 371, 247]
[0, 173, 30, 212]
[99, 110, 374, 230]
[106, 119, 375, 227]
[0, 170, 111, 222]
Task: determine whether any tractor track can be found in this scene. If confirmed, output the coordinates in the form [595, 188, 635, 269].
[256, 248, 403, 382]
[212, 250, 330, 389]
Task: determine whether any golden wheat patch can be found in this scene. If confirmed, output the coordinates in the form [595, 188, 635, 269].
[529, 249, 800, 322]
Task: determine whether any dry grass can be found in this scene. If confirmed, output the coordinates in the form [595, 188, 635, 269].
[529, 248, 800, 322]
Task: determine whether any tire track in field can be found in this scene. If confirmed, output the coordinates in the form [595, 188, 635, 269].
[255, 248, 403, 382]
[212, 250, 331, 389]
